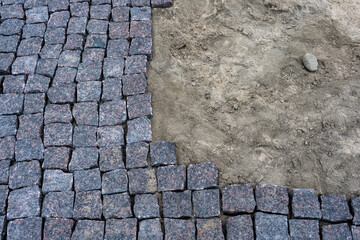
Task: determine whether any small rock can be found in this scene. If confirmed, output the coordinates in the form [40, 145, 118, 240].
[303, 53, 318, 72]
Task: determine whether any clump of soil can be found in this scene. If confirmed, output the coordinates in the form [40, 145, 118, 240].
[148, 0, 360, 196]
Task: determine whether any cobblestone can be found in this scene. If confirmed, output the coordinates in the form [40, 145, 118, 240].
[48, 11, 70, 28]
[69, 147, 99, 171]
[0, 160, 10, 184]
[0, 35, 20, 53]
[97, 125, 125, 146]
[164, 218, 196, 240]
[45, 104, 72, 124]
[67, 17, 87, 35]
[43, 147, 71, 170]
[72, 220, 104, 240]
[3, 75, 26, 94]
[73, 125, 97, 147]
[128, 168, 157, 194]
[0, 136, 15, 160]
[193, 189, 221, 218]
[105, 218, 137, 239]
[122, 73, 147, 96]
[163, 190, 192, 218]
[322, 223, 352, 240]
[101, 169, 128, 194]
[103, 192, 132, 219]
[292, 188, 321, 219]
[226, 215, 254, 240]
[24, 93, 45, 114]
[7, 186, 41, 220]
[197, 219, 225, 240]
[12, 55, 39, 74]
[99, 146, 125, 171]
[73, 102, 98, 126]
[157, 165, 186, 191]
[74, 168, 102, 191]
[127, 116, 152, 143]
[87, 19, 108, 34]
[0, 115, 17, 138]
[9, 160, 41, 189]
[321, 194, 352, 223]
[151, 0, 173, 8]
[99, 100, 127, 126]
[0, 19, 24, 36]
[45, 27, 66, 44]
[0, 94, 24, 115]
[254, 212, 290, 240]
[82, 48, 105, 63]
[112, 7, 129, 22]
[73, 190, 102, 219]
[25, 74, 50, 93]
[77, 81, 102, 102]
[289, 219, 320, 240]
[44, 123, 73, 147]
[17, 113, 43, 140]
[187, 162, 218, 190]
[126, 142, 149, 168]
[134, 193, 160, 219]
[43, 218, 74, 240]
[131, 7, 151, 21]
[255, 184, 289, 215]
[22, 23, 46, 38]
[15, 138, 44, 161]
[0, 4, 24, 20]
[0, 185, 9, 214]
[42, 169, 73, 192]
[109, 22, 129, 39]
[102, 77, 123, 101]
[70, 2, 89, 17]
[138, 218, 163, 240]
[42, 191, 74, 218]
[47, 83, 76, 103]
[125, 55, 148, 74]
[222, 184, 256, 214]
[7, 217, 42, 240]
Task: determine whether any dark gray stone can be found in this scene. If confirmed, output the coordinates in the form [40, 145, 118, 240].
[7, 217, 42, 240]
[99, 100, 127, 126]
[69, 147, 99, 171]
[187, 162, 218, 190]
[71, 220, 104, 240]
[222, 184, 256, 214]
[289, 219, 320, 240]
[12, 55, 38, 74]
[255, 184, 289, 215]
[73, 126, 97, 147]
[42, 170, 73, 193]
[44, 123, 73, 147]
[322, 223, 352, 240]
[9, 160, 41, 189]
[138, 219, 163, 240]
[0, 115, 17, 138]
[103, 193, 132, 219]
[72, 102, 98, 126]
[291, 188, 321, 219]
[162, 190, 192, 218]
[15, 138, 44, 161]
[25, 6, 48, 23]
[7, 186, 41, 220]
[77, 81, 102, 102]
[164, 218, 195, 240]
[197, 219, 225, 240]
[42, 191, 74, 218]
[128, 168, 157, 195]
[74, 168, 101, 191]
[254, 212, 289, 240]
[126, 116, 152, 143]
[101, 169, 128, 194]
[193, 189, 220, 218]
[134, 194, 160, 219]
[73, 190, 102, 219]
[97, 126, 125, 147]
[226, 215, 254, 240]
[105, 218, 137, 240]
[321, 194, 352, 223]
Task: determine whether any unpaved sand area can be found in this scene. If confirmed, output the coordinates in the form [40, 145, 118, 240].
[148, 0, 360, 195]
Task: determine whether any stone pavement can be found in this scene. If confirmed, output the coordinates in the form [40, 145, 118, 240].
[0, 0, 359, 239]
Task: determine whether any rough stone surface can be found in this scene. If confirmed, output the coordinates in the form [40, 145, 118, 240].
[0, 115, 17, 138]
[7, 217, 42, 240]
[138, 218, 163, 240]
[149, 141, 176, 166]
[67, 17, 87, 35]
[193, 189, 221, 218]
[72, 220, 104, 240]
[134, 194, 160, 219]
[9, 160, 41, 189]
[69, 147, 99, 171]
[187, 162, 218, 190]
[125, 55, 147, 74]
[222, 184, 256, 214]
[292, 188, 321, 219]
[47, 83, 76, 104]
[164, 218, 196, 240]
[0, 185, 9, 215]
[74, 168, 101, 191]
[0, 160, 10, 184]
[226, 215, 254, 240]
[42, 191, 74, 218]
[303, 53, 318, 72]
[7, 186, 41, 220]
[12, 55, 39, 74]
[23, 23, 46, 38]
[289, 219, 320, 240]
[197, 219, 225, 240]
[0, 53, 15, 73]
[25, 74, 50, 93]
[24, 93, 46, 114]
[103, 57, 124, 78]
[107, 39, 129, 57]
[76, 63, 102, 82]
[105, 218, 137, 239]
[77, 81, 102, 102]
[43, 218, 74, 240]
[99, 100, 127, 126]
[73, 126, 97, 147]
[255, 184, 289, 215]
[42, 170, 73, 193]
[157, 165, 186, 191]
[87, 19, 108, 34]
[3, 75, 26, 94]
[44, 123, 73, 147]
[102, 78, 123, 101]
[109, 22, 129, 39]
[0, 136, 15, 160]
[97, 126, 125, 147]
[53, 67, 77, 84]
[103, 193, 132, 219]
[351, 197, 360, 225]
[73, 190, 102, 219]
[126, 142, 149, 169]
[102, 169, 128, 194]
[127, 93, 153, 120]
[122, 73, 147, 96]
[16, 113, 43, 140]
[73, 102, 98, 126]
[352, 226, 360, 240]
[163, 190, 192, 218]
[127, 116, 152, 143]
[254, 212, 290, 240]
[45, 104, 72, 124]
[128, 168, 157, 195]
[321, 194, 352, 223]
[151, 0, 173, 8]
[15, 138, 44, 161]
[112, 7, 130, 22]
[131, 7, 151, 21]
[99, 146, 125, 172]
[43, 147, 71, 170]
[322, 223, 352, 240]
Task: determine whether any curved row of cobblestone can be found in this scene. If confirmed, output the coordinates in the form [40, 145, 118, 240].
[0, 0, 359, 239]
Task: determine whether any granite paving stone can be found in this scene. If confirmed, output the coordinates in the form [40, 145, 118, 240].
[128, 168, 157, 194]
[0, 19, 24, 36]
[43, 218, 74, 240]
[0, 4, 24, 19]
[44, 123, 73, 147]
[97, 125, 125, 146]
[157, 165, 186, 191]
[352, 226, 360, 239]
[69, 147, 99, 171]
[82, 48, 105, 63]
[0, 53, 15, 73]
[107, 39, 129, 57]
[16, 113, 43, 140]
[73, 126, 97, 147]
[47, 83, 76, 103]
[3, 75, 26, 94]
[321, 194, 353, 223]
[102, 78, 123, 101]
[187, 162, 218, 190]
[0, 185, 9, 214]
[76, 62, 102, 81]
[77, 81, 102, 102]
[40, 44, 63, 59]
[122, 73, 147, 96]
[193, 189, 221, 218]
[70, 2, 89, 17]
[138, 218, 163, 240]
[150, 141, 176, 166]
[163, 190, 192, 218]
[26, 6, 48, 23]
[0, 94, 23, 115]
[0, 136, 15, 160]
[22, 23, 46, 38]
[24, 93, 46, 114]
[45, 27, 66, 44]
[42, 191, 75, 218]
[7, 186, 41, 220]
[53, 67, 78, 84]
[2, 0, 25, 4]
[99, 100, 127, 126]
[109, 22, 129, 39]
[102, 169, 128, 194]
[67, 17, 88, 35]
[7, 217, 42, 240]
[0, 115, 17, 138]
[64, 34, 85, 50]
[105, 218, 137, 239]
[0, 160, 10, 184]
[291, 188, 321, 219]
[125, 55, 148, 74]
[289, 219, 320, 240]
[58, 50, 81, 68]
[99, 146, 125, 172]
[42, 170, 73, 192]
[36, 58, 58, 77]
[126, 91, 153, 119]
[71, 220, 104, 240]
[87, 19, 108, 34]
[164, 218, 196, 240]
[9, 160, 41, 189]
[74, 168, 101, 191]
[73, 190, 102, 219]
[85, 34, 108, 48]
[93, 0, 111, 4]
[0, 35, 20, 53]
[90, 4, 111, 19]
[15, 138, 44, 161]
[48, 11, 70, 28]
[17, 37, 43, 56]
[45, 104, 72, 124]
[322, 223, 352, 240]
[25, 74, 50, 93]
[351, 197, 360, 225]
[126, 116, 152, 143]
[255, 184, 289, 215]
[130, 20, 152, 38]
[132, 0, 150, 6]
[129, 37, 153, 56]
[222, 184, 256, 214]
[73, 102, 98, 126]
[103, 57, 124, 78]
[43, 147, 71, 170]
[112, 0, 131, 6]
[131, 7, 151, 21]
[151, 0, 173, 7]
[48, 0, 69, 12]
[24, 0, 48, 9]
[134, 193, 160, 219]
[226, 215, 254, 240]
[197, 219, 225, 240]
[254, 212, 290, 240]
[112, 7, 130, 22]
[126, 142, 149, 169]
[12, 55, 39, 74]
[103, 192, 132, 219]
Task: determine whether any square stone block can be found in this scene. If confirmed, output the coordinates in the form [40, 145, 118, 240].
[125, 55, 147, 74]
[74, 168, 101, 191]
[102, 169, 128, 194]
[226, 215, 254, 240]
[128, 168, 157, 195]
[72, 220, 104, 240]
[222, 184, 256, 214]
[77, 81, 102, 102]
[127, 93, 153, 120]
[7, 186, 41, 220]
[130, 20, 152, 38]
[43, 147, 71, 170]
[103, 57, 124, 78]
[99, 100, 127, 126]
[0, 160, 10, 184]
[87, 19, 108, 34]
[15, 138, 44, 161]
[164, 218, 195, 240]
[149, 141, 176, 166]
[82, 48, 105, 63]
[255, 184, 289, 215]
[0, 94, 24, 115]
[134, 194, 160, 219]
[58, 50, 81, 68]
[9, 160, 41, 189]
[40, 44, 63, 59]
[151, 0, 173, 8]
[73, 102, 98, 126]
[42, 170, 73, 193]
[24, 93, 45, 114]
[25, 6, 48, 23]
[47, 83, 76, 103]
[126, 142, 149, 169]
[45, 104, 72, 124]
[0, 136, 15, 160]
[70, 2, 89, 17]
[321, 194, 352, 223]
[105, 218, 137, 239]
[90, 4, 111, 20]
[45, 27, 66, 44]
[44, 123, 73, 147]
[7, 217, 42, 240]
[102, 78, 123, 101]
[16, 113, 43, 140]
[131, 7, 151, 21]
[42, 191, 74, 218]
[97, 126, 125, 147]
[122, 73, 147, 96]
[64, 34, 85, 50]
[22, 23, 46, 38]
[44, 218, 74, 240]
[193, 189, 220, 218]
[73, 190, 102, 219]
[103, 193, 132, 219]
[291, 188, 321, 219]
[53, 67, 77, 84]
[138, 218, 163, 240]
[99, 146, 125, 172]
[85, 34, 108, 48]
[76, 62, 102, 82]
[254, 212, 289, 240]
[112, 7, 129, 22]
[322, 223, 352, 240]
[3, 75, 25, 94]
[67, 17, 87, 35]
[0, 115, 17, 138]
[187, 162, 218, 190]
[157, 165, 186, 192]
[17, 37, 43, 56]
[48, 11, 70, 28]
[289, 219, 320, 240]
[73, 126, 97, 147]
[163, 191, 192, 218]
[126, 116, 152, 143]
[12, 55, 38, 74]
[0, 185, 9, 215]
[109, 22, 129, 39]
[197, 219, 225, 240]
[69, 147, 99, 171]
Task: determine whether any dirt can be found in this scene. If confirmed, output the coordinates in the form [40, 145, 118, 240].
[148, 0, 360, 196]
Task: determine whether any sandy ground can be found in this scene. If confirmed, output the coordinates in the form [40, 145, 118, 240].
[148, 0, 360, 196]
